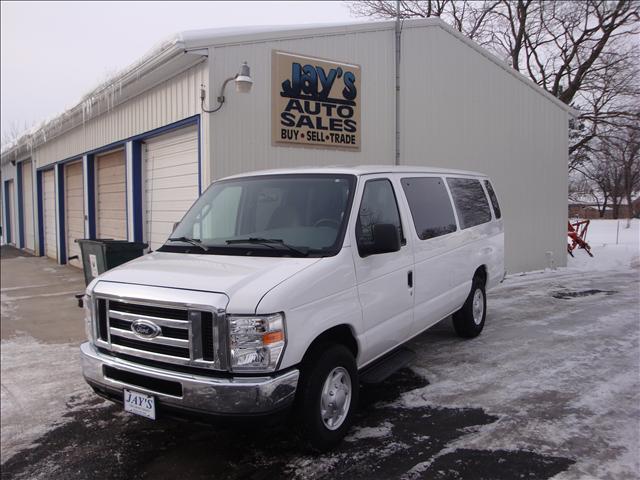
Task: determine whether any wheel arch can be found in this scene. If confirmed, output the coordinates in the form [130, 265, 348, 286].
[301, 324, 359, 367]
[474, 264, 488, 286]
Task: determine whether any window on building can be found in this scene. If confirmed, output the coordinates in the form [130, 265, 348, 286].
[446, 177, 492, 229]
[401, 177, 457, 240]
[356, 179, 404, 254]
[484, 180, 502, 219]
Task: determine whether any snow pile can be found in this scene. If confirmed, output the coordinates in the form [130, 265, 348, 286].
[0, 336, 106, 463]
[345, 421, 394, 442]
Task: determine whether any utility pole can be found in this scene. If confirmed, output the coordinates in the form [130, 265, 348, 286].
[395, 0, 401, 166]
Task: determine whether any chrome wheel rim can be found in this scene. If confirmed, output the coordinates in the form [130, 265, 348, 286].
[472, 288, 484, 325]
[320, 366, 352, 431]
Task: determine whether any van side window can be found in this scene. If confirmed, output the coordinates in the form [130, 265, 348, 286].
[356, 179, 404, 250]
[484, 180, 502, 219]
[401, 177, 457, 240]
[446, 178, 492, 229]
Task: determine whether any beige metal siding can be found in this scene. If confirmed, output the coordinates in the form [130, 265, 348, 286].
[65, 161, 84, 267]
[400, 25, 568, 274]
[32, 61, 210, 186]
[144, 126, 199, 250]
[96, 150, 126, 239]
[42, 169, 57, 259]
[209, 29, 395, 180]
[22, 160, 35, 251]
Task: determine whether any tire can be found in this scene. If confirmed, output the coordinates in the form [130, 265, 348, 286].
[452, 277, 486, 338]
[296, 344, 359, 451]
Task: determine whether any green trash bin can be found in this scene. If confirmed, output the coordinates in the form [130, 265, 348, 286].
[76, 239, 148, 286]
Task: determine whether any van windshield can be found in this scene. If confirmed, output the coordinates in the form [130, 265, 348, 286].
[160, 174, 356, 257]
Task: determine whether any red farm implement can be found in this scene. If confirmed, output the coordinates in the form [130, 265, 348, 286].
[568, 219, 594, 257]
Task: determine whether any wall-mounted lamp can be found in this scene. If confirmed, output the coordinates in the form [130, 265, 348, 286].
[201, 61, 253, 113]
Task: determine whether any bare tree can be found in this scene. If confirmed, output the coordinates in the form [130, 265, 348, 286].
[347, 1, 640, 171]
[576, 111, 640, 220]
[601, 121, 640, 222]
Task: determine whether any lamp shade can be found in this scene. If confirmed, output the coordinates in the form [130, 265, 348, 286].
[235, 62, 253, 93]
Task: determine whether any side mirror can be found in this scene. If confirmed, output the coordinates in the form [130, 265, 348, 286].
[359, 223, 401, 257]
[172, 222, 180, 232]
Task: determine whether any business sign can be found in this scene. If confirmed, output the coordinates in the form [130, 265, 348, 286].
[272, 50, 361, 150]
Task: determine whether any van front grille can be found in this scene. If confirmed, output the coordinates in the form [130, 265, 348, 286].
[94, 297, 220, 369]
[110, 336, 190, 358]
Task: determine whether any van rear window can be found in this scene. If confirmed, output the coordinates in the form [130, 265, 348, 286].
[484, 180, 502, 219]
[401, 177, 457, 240]
[446, 178, 492, 229]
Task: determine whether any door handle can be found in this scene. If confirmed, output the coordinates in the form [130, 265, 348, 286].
[408, 270, 413, 288]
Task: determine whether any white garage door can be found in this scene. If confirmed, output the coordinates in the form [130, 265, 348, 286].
[65, 161, 84, 268]
[42, 169, 57, 260]
[144, 126, 199, 250]
[96, 150, 126, 240]
[22, 160, 35, 251]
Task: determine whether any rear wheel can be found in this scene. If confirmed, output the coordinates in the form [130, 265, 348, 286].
[296, 344, 358, 451]
[452, 277, 486, 338]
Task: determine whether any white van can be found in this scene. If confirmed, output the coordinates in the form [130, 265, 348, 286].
[80, 166, 504, 449]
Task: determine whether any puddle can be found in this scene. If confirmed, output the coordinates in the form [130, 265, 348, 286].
[552, 289, 618, 300]
[423, 448, 574, 480]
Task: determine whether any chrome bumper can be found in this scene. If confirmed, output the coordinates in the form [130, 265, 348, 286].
[80, 342, 299, 415]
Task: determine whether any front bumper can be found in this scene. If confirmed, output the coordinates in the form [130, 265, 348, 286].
[80, 342, 299, 416]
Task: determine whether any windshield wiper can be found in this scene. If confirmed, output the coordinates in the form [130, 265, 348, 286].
[167, 236, 209, 252]
[225, 238, 309, 256]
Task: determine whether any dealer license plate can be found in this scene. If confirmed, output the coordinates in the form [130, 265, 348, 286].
[124, 389, 156, 420]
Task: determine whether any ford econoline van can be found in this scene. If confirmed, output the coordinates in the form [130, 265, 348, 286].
[81, 166, 504, 449]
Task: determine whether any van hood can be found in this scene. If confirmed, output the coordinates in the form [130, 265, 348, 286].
[92, 251, 321, 313]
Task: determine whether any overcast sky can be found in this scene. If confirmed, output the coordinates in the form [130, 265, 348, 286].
[1, 1, 356, 145]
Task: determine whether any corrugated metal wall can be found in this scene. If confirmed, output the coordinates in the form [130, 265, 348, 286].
[400, 25, 568, 273]
[32, 61, 210, 184]
[208, 28, 396, 180]
[2, 22, 568, 273]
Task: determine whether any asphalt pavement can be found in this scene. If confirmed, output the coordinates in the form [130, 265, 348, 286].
[1, 246, 638, 479]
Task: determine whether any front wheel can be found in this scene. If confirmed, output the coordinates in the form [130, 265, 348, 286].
[296, 344, 359, 451]
[452, 278, 486, 338]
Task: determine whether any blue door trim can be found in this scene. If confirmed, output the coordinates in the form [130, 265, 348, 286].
[86, 154, 96, 238]
[3, 180, 12, 245]
[16, 163, 24, 248]
[131, 141, 143, 242]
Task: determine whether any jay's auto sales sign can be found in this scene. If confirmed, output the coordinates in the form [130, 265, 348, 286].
[272, 50, 361, 150]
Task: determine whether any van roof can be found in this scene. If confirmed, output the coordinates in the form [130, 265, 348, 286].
[220, 165, 488, 180]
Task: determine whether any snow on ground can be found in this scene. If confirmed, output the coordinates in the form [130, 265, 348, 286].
[397, 219, 640, 479]
[0, 336, 106, 463]
[0, 220, 637, 478]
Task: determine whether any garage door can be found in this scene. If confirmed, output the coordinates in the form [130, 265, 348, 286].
[42, 169, 57, 260]
[22, 160, 35, 251]
[65, 161, 84, 268]
[96, 150, 126, 240]
[144, 126, 199, 250]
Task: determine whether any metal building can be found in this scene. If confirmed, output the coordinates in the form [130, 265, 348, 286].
[0, 19, 573, 273]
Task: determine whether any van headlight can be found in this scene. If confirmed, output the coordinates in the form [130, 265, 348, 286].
[83, 294, 94, 342]
[228, 313, 286, 372]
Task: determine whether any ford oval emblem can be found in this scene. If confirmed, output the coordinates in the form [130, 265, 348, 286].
[131, 319, 161, 339]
